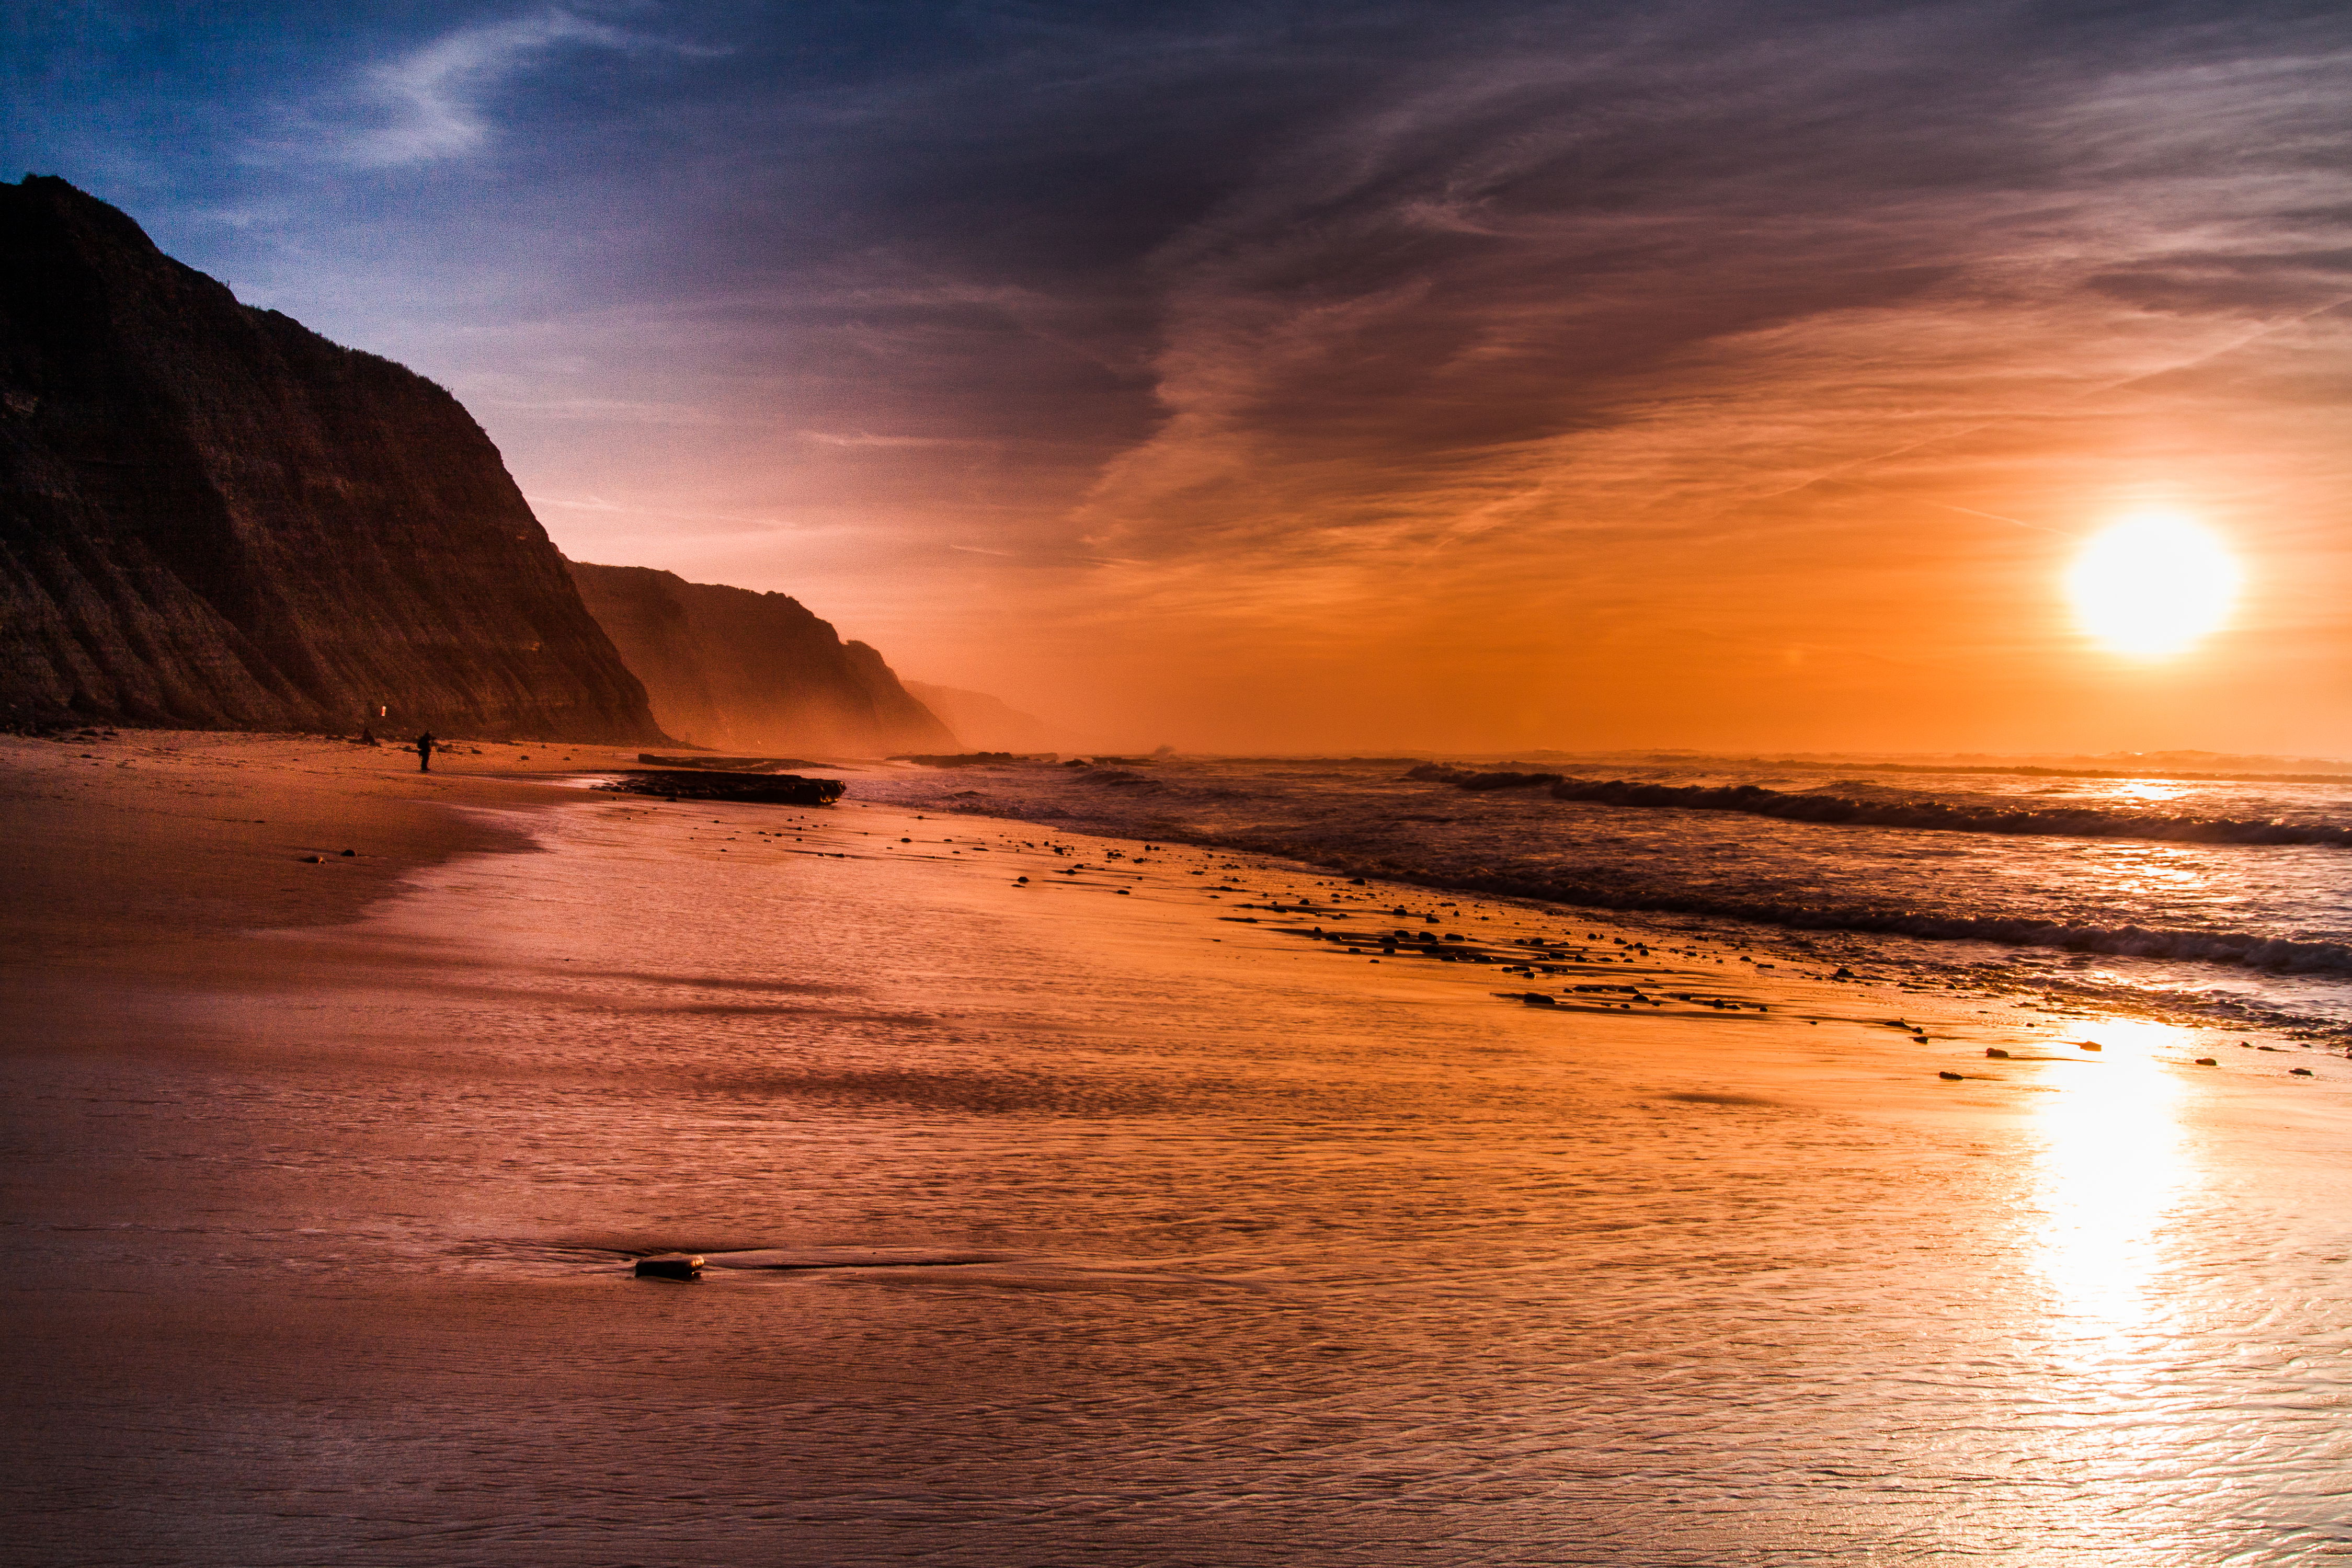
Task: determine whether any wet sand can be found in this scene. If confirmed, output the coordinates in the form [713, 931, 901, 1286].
[4, 734, 2349, 1565]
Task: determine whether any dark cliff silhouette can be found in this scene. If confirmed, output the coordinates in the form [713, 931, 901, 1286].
[566, 562, 958, 757]
[0, 176, 663, 740]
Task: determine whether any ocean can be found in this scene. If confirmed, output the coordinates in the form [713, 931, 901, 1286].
[855, 753, 2352, 1044]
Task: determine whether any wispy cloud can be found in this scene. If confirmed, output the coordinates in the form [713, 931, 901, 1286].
[294, 7, 714, 169]
[796, 429, 992, 449]
[85, 0, 2345, 748]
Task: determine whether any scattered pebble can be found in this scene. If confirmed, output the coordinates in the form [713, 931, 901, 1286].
[1937, 1071, 1965, 1081]
[1985, 1048, 2009, 1058]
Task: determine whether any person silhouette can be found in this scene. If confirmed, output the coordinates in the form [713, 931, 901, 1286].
[416, 731, 435, 772]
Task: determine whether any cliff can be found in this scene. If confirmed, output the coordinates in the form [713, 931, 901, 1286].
[901, 681, 1058, 753]
[0, 176, 663, 740]
[566, 562, 958, 757]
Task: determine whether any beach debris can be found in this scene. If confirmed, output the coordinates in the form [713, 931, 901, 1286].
[2077, 1041, 2102, 1051]
[598, 770, 844, 805]
[1937, 1071, 1965, 1081]
[1985, 1048, 2010, 1058]
[634, 1254, 705, 1280]
[2194, 1057, 2218, 1066]
[2291, 1068, 2313, 1075]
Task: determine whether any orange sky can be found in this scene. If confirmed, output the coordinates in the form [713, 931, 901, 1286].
[35, 2, 2348, 753]
[523, 186, 2351, 754]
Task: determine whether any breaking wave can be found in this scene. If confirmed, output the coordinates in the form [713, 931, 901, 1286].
[1333, 860, 2352, 976]
[1406, 765, 2352, 848]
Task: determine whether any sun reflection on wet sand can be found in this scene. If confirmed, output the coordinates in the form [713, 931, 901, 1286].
[2029, 1018, 2193, 1337]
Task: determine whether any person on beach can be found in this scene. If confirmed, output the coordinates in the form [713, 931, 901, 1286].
[416, 731, 435, 772]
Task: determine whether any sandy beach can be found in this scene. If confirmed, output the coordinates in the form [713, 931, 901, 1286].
[5, 733, 2349, 1565]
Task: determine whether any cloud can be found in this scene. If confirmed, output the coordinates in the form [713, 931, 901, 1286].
[1031, 5, 2352, 586]
[317, 7, 712, 168]
[94, 0, 2344, 746]
[796, 429, 992, 449]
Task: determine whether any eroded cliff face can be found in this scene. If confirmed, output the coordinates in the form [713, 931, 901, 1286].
[566, 562, 958, 756]
[0, 176, 663, 740]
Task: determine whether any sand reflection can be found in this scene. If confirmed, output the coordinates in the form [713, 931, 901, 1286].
[2029, 1018, 2190, 1334]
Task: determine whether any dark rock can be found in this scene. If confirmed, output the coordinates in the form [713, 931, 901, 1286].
[1937, 1071, 1965, 1080]
[2078, 1041, 2102, 1051]
[2291, 1067, 2313, 1075]
[339, 848, 355, 856]
[1985, 1047, 2010, 1058]
[634, 1255, 704, 1280]
[2194, 1057, 2218, 1066]
[597, 770, 844, 805]
[890, 751, 1023, 768]
[0, 176, 664, 740]
[568, 562, 954, 756]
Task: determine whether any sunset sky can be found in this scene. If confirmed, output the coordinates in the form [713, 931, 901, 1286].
[9, 1, 2349, 753]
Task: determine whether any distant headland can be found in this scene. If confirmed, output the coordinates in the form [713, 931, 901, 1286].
[0, 175, 959, 755]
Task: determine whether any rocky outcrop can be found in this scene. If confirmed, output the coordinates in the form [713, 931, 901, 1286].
[0, 176, 663, 740]
[566, 562, 958, 756]
[597, 770, 847, 805]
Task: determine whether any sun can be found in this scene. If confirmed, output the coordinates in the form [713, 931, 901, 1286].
[2065, 512, 2240, 658]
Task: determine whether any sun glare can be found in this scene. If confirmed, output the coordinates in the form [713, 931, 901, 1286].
[2065, 512, 2240, 658]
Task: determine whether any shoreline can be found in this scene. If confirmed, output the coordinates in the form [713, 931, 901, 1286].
[857, 759, 2352, 1045]
[7, 731, 2350, 1562]
[0, 729, 657, 963]
[4, 727, 2335, 1083]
